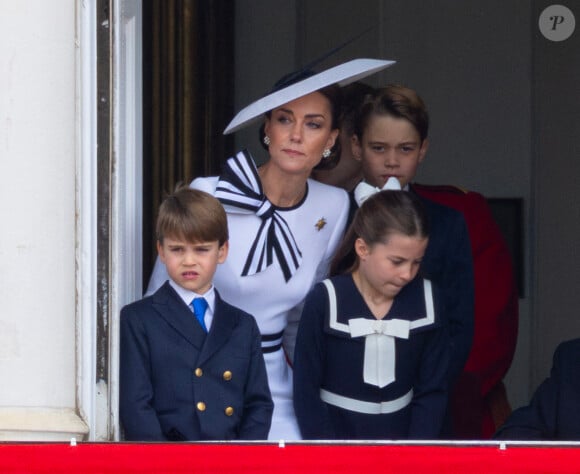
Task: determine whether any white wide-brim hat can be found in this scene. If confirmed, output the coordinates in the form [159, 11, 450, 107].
[223, 58, 395, 135]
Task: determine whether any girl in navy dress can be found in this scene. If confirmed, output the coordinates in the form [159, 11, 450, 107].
[293, 184, 449, 439]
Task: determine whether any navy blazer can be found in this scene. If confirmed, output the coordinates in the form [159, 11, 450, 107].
[411, 187, 475, 383]
[495, 339, 580, 440]
[120, 282, 273, 441]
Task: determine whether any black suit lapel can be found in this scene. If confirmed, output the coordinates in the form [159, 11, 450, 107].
[151, 282, 206, 350]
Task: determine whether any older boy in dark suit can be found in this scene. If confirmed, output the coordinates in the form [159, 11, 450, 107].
[120, 187, 273, 441]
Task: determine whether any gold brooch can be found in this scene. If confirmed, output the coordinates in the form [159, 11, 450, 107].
[315, 218, 327, 231]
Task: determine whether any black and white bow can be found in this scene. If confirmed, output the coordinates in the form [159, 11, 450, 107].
[215, 150, 302, 282]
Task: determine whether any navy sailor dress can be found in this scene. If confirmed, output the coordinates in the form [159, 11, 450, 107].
[293, 273, 450, 440]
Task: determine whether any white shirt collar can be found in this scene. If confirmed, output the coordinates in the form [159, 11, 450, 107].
[168, 279, 216, 313]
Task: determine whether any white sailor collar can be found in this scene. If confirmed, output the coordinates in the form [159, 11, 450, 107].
[321, 277, 436, 388]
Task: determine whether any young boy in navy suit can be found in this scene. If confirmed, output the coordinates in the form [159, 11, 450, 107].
[120, 187, 273, 441]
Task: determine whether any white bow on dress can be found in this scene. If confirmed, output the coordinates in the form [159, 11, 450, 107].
[348, 317, 410, 388]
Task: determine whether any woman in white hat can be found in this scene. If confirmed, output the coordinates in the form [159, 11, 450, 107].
[147, 59, 394, 439]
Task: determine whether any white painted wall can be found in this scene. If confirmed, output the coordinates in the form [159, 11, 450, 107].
[0, 1, 87, 439]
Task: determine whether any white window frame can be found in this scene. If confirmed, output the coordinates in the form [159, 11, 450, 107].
[77, 0, 142, 441]
[110, 0, 143, 440]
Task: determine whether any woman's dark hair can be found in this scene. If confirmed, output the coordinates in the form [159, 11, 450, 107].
[313, 81, 375, 172]
[340, 81, 376, 137]
[330, 190, 429, 275]
[353, 84, 430, 143]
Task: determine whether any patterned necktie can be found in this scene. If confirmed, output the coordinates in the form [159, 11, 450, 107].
[215, 149, 302, 282]
[191, 297, 208, 333]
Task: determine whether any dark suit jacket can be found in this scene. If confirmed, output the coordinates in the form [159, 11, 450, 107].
[120, 281, 273, 441]
[410, 186, 475, 383]
[414, 183, 519, 438]
[494, 339, 580, 440]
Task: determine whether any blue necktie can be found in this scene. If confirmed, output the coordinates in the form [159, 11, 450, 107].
[192, 297, 208, 333]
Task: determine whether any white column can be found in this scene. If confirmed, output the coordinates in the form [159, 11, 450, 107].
[0, 1, 88, 440]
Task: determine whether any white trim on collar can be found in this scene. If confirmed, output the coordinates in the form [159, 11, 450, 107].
[322, 278, 434, 387]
